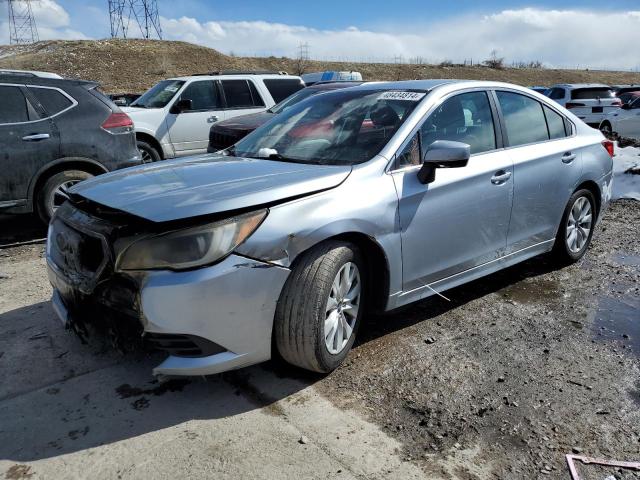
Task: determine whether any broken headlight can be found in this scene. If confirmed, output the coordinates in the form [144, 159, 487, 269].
[116, 210, 267, 271]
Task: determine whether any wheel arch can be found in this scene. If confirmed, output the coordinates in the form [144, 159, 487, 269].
[290, 232, 391, 314]
[575, 180, 601, 218]
[136, 132, 165, 160]
[27, 157, 108, 211]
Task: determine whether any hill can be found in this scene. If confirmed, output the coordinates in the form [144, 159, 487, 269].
[1, 39, 639, 94]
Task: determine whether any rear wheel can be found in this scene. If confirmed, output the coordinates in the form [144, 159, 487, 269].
[552, 189, 596, 264]
[37, 170, 93, 223]
[274, 241, 365, 373]
[137, 139, 161, 163]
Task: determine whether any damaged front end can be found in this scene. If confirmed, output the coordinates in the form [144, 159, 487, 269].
[46, 197, 290, 376]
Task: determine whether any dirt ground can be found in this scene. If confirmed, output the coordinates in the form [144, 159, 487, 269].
[2, 39, 640, 94]
[0, 198, 638, 479]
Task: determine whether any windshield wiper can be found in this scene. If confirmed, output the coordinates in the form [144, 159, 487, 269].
[265, 153, 306, 163]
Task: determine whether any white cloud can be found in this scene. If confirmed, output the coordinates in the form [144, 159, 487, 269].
[161, 8, 640, 70]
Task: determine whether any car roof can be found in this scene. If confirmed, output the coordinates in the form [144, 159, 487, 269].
[0, 74, 98, 89]
[308, 81, 365, 91]
[0, 69, 62, 79]
[168, 74, 302, 81]
[551, 83, 613, 89]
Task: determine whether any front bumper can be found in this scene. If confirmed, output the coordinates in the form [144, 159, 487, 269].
[48, 254, 290, 376]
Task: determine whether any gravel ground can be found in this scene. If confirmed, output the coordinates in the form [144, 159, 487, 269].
[0, 200, 638, 479]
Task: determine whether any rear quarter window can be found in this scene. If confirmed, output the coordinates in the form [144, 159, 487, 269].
[28, 87, 73, 116]
[571, 88, 614, 100]
[263, 79, 305, 103]
[543, 105, 568, 139]
[222, 80, 265, 108]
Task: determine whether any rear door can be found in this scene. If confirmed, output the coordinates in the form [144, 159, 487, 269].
[166, 80, 226, 155]
[219, 79, 268, 121]
[0, 84, 59, 208]
[495, 90, 581, 253]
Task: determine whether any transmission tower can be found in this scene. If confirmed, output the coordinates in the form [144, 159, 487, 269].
[108, 0, 162, 40]
[4, 0, 39, 44]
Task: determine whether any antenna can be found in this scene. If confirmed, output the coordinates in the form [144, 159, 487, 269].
[109, 0, 162, 40]
[3, 0, 39, 44]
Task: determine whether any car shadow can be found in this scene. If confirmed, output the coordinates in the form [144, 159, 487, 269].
[0, 214, 47, 246]
[0, 252, 563, 463]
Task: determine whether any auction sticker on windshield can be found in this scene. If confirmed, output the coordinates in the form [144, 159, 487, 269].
[378, 91, 426, 101]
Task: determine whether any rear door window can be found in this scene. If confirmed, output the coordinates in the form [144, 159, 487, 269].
[570, 88, 614, 100]
[543, 105, 568, 139]
[0, 85, 30, 123]
[28, 87, 73, 116]
[221, 80, 265, 108]
[179, 80, 220, 111]
[496, 91, 549, 146]
[263, 79, 305, 103]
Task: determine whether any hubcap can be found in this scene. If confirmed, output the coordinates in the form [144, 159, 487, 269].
[140, 148, 153, 163]
[566, 196, 593, 254]
[52, 180, 81, 211]
[324, 262, 361, 355]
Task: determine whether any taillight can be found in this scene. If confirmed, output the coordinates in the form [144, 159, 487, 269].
[612, 100, 622, 106]
[565, 102, 586, 109]
[101, 112, 133, 134]
[602, 140, 614, 158]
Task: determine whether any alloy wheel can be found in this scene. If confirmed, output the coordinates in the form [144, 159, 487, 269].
[52, 180, 81, 212]
[566, 196, 593, 253]
[324, 262, 361, 355]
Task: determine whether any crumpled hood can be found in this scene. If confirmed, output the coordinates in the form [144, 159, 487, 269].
[71, 155, 351, 223]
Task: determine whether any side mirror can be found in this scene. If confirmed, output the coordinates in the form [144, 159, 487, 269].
[170, 98, 193, 114]
[417, 140, 470, 184]
[621, 103, 631, 110]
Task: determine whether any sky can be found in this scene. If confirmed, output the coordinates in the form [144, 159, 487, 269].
[1, 0, 639, 70]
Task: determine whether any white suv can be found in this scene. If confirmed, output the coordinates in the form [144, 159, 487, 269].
[545, 84, 621, 127]
[124, 71, 305, 161]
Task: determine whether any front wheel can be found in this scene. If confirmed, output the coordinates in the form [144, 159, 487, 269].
[274, 241, 365, 373]
[37, 170, 93, 223]
[552, 189, 596, 264]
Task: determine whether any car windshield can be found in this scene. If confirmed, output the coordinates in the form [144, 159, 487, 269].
[232, 89, 425, 165]
[268, 88, 322, 114]
[131, 80, 185, 108]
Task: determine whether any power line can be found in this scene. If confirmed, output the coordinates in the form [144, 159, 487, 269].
[108, 0, 162, 40]
[3, 0, 39, 44]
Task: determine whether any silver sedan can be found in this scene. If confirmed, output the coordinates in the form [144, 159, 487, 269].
[46, 80, 613, 376]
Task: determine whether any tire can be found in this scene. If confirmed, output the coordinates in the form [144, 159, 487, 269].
[37, 170, 93, 223]
[552, 189, 596, 264]
[137, 139, 161, 163]
[274, 241, 365, 373]
[599, 121, 613, 136]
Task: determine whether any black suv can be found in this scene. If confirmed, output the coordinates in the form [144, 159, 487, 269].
[0, 75, 141, 222]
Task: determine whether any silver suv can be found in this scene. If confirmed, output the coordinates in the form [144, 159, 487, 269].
[47, 80, 613, 376]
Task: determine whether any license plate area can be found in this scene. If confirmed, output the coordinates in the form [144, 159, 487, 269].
[592, 106, 603, 113]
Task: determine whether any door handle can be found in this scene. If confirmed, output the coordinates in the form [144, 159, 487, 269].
[207, 116, 219, 123]
[22, 133, 50, 141]
[561, 152, 576, 164]
[491, 170, 512, 185]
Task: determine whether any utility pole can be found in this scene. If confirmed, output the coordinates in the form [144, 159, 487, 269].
[4, 0, 39, 44]
[108, 0, 162, 40]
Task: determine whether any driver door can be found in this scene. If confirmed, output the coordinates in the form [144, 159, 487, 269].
[166, 80, 226, 155]
[391, 90, 513, 298]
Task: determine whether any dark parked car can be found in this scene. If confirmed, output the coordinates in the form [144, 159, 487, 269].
[0, 75, 141, 222]
[207, 81, 364, 152]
